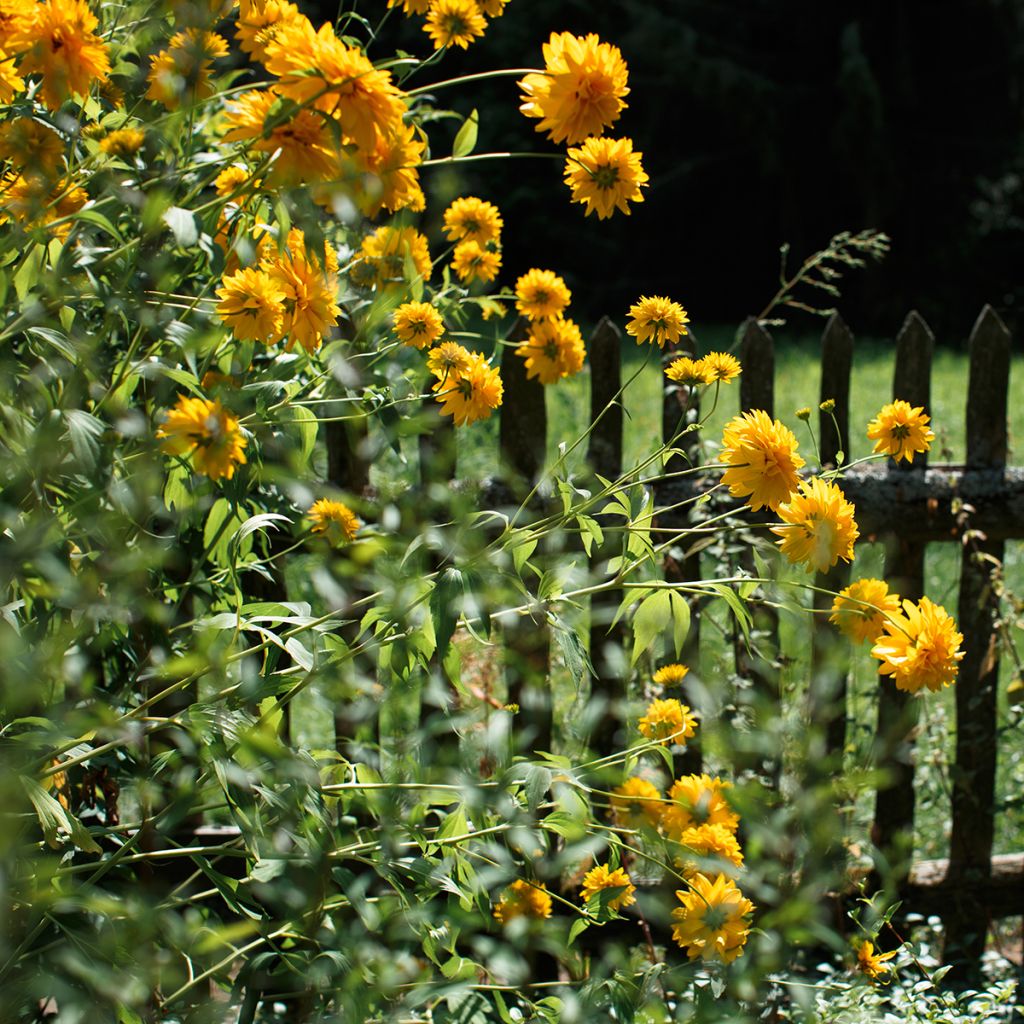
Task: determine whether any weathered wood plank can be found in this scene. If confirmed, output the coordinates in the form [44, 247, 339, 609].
[587, 316, 623, 483]
[944, 304, 1011, 974]
[872, 311, 934, 887]
[499, 318, 546, 485]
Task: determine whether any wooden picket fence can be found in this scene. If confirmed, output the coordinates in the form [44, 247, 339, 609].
[318, 307, 1024, 971]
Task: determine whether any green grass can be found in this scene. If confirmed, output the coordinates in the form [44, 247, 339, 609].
[353, 325, 1024, 861]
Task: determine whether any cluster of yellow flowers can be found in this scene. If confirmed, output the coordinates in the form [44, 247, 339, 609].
[387, 0, 508, 52]
[513, 268, 586, 384]
[716, 399, 963, 693]
[519, 32, 647, 218]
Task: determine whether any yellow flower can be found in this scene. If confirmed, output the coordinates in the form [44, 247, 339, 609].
[855, 940, 898, 982]
[387, 0, 430, 13]
[0, 0, 34, 48]
[652, 663, 689, 687]
[214, 166, 254, 199]
[718, 409, 805, 512]
[0, 117, 63, 176]
[672, 873, 755, 964]
[515, 268, 571, 322]
[637, 697, 697, 746]
[610, 776, 663, 830]
[519, 31, 629, 144]
[222, 87, 341, 189]
[626, 296, 689, 348]
[235, 0, 304, 63]
[393, 301, 444, 349]
[477, 0, 508, 15]
[11, 0, 110, 109]
[157, 395, 247, 482]
[451, 239, 501, 285]
[564, 136, 648, 219]
[424, 0, 487, 50]
[427, 341, 473, 383]
[216, 267, 286, 344]
[99, 128, 145, 158]
[866, 399, 935, 464]
[263, 232, 342, 354]
[145, 29, 228, 110]
[871, 597, 965, 694]
[515, 316, 586, 384]
[433, 352, 503, 426]
[830, 578, 901, 644]
[492, 880, 552, 923]
[661, 774, 739, 839]
[665, 356, 711, 387]
[701, 351, 742, 383]
[674, 823, 744, 875]
[0, 46, 24, 102]
[353, 224, 432, 291]
[580, 863, 635, 911]
[351, 120, 426, 217]
[308, 498, 360, 544]
[443, 195, 503, 246]
[0, 173, 86, 240]
[771, 477, 859, 574]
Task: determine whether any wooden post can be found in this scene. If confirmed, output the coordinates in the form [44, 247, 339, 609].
[660, 327, 704, 775]
[872, 311, 933, 887]
[943, 305, 1010, 976]
[811, 314, 854, 761]
[733, 319, 781, 783]
[499, 320, 552, 753]
[419, 404, 456, 486]
[586, 317, 625, 757]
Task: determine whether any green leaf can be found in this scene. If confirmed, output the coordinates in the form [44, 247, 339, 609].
[630, 589, 671, 666]
[27, 326, 76, 361]
[64, 409, 105, 472]
[287, 405, 318, 465]
[72, 207, 124, 243]
[552, 617, 593, 685]
[568, 916, 590, 946]
[430, 567, 463, 666]
[21, 776, 101, 854]
[162, 206, 199, 247]
[668, 591, 691, 658]
[452, 108, 479, 158]
[14, 244, 43, 302]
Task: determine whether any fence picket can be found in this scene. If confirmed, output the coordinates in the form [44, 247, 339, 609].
[943, 304, 1011, 974]
[872, 311, 934, 885]
[499, 319, 546, 485]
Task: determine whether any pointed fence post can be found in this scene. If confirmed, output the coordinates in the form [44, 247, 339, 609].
[586, 317, 625, 756]
[943, 305, 1011, 976]
[872, 311, 933, 887]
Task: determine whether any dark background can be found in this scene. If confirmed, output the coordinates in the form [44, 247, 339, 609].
[373, 0, 1024, 343]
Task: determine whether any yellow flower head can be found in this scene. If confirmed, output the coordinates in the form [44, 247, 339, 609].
[515, 268, 571, 321]
[866, 399, 935, 464]
[214, 166, 255, 199]
[222, 87, 341, 190]
[262, 231, 341, 354]
[652, 663, 689, 687]
[235, 0, 304, 63]
[424, 0, 486, 50]
[443, 195, 503, 246]
[145, 29, 228, 110]
[264, 20, 408, 151]
[157, 395, 247, 482]
[0, 173, 86, 240]
[519, 31, 629, 144]
[387, 0, 430, 13]
[701, 351, 742, 383]
[672, 873, 755, 964]
[771, 477, 859, 574]
[452, 239, 501, 285]
[99, 128, 145, 158]
[674, 823, 744, 875]
[564, 136, 648, 219]
[354, 224, 432, 291]
[477, 0, 508, 15]
[719, 409, 805, 512]
[433, 352, 503, 426]
[580, 863, 636, 911]
[428, 340, 473, 381]
[492, 879, 552, 923]
[12, 0, 110, 109]
[515, 316, 586, 385]
[871, 596, 965, 694]
[855, 940, 897, 982]
[0, 117, 64, 176]
[308, 498, 360, 544]
[661, 774, 739, 839]
[216, 267, 286, 344]
[610, 776, 663, 830]
[626, 296, 689, 348]
[0, 49, 24, 102]
[392, 301, 444, 349]
[637, 697, 697, 747]
[351, 120, 426, 217]
[665, 356, 711, 387]
[830, 578, 901, 644]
